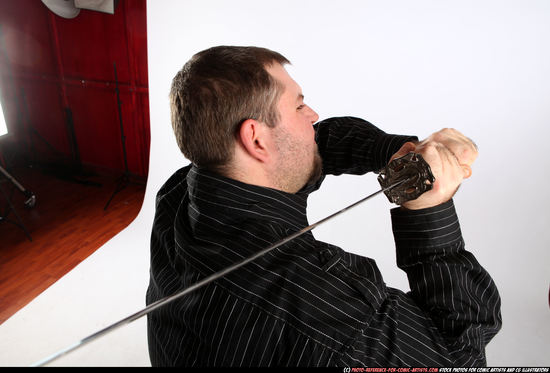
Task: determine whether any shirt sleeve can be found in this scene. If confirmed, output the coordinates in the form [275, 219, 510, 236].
[314, 116, 418, 176]
[391, 199, 502, 366]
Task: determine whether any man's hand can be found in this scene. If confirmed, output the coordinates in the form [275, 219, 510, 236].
[390, 128, 478, 210]
[425, 128, 478, 166]
[391, 128, 478, 178]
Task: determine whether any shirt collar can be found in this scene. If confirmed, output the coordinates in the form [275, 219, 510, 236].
[186, 165, 313, 231]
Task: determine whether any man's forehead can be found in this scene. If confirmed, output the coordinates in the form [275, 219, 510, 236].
[267, 63, 302, 96]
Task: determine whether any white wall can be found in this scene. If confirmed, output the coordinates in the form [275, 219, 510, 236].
[0, 0, 548, 366]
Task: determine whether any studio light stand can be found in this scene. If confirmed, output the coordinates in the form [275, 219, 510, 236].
[2, 24, 101, 191]
[0, 164, 35, 241]
[0, 22, 35, 241]
[104, 62, 144, 210]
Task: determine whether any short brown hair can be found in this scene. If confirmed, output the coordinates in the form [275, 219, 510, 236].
[169, 46, 290, 171]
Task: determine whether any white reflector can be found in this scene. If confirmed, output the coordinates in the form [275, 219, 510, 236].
[74, 0, 118, 14]
[41, 0, 81, 19]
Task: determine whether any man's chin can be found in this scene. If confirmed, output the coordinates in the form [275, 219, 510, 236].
[307, 152, 323, 185]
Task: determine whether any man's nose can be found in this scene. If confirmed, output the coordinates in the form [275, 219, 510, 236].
[307, 106, 319, 124]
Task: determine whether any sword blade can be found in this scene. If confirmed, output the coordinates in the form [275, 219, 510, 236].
[32, 179, 405, 367]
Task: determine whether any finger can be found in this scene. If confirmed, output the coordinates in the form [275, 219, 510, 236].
[462, 164, 472, 179]
[431, 143, 464, 186]
[437, 142, 474, 180]
[431, 129, 478, 166]
[390, 141, 417, 162]
[439, 143, 466, 172]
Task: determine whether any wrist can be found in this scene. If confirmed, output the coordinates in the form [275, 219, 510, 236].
[401, 199, 445, 210]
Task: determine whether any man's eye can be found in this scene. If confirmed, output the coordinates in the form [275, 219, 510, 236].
[297, 105, 305, 110]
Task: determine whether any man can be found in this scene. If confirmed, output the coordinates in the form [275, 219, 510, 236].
[146, 46, 501, 367]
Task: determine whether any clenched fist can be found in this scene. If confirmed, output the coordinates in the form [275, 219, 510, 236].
[390, 128, 478, 210]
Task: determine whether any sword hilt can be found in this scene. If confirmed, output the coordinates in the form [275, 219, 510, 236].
[377, 152, 435, 205]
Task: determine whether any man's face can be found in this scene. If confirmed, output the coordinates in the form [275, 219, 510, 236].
[266, 63, 322, 193]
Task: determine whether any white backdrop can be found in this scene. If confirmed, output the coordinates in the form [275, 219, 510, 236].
[0, 0, 549, 367]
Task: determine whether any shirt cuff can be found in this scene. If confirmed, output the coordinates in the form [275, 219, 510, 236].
[390, 199, 463, 265]
[373, 133, 418, 171]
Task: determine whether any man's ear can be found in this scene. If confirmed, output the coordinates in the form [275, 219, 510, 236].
[238, 119, 271, 162]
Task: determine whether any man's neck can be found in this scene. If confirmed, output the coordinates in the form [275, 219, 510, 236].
[225, 164, 279, 191]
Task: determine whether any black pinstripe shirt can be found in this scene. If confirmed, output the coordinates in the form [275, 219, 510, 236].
[146, 117, 501, 367]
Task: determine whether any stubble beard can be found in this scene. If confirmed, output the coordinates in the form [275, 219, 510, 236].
[272, 129, 323, 194]
[309, 148, 323, 186]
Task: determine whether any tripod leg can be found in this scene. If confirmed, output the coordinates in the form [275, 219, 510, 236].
[104, 172, 129, 210]
[0, 183, 32, 241]
[0, 165, 26, 192]
[0, 165, 36, 208]
[104, 62, 131, 211]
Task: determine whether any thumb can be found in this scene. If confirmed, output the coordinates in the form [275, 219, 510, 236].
[390, 141, 417, 162]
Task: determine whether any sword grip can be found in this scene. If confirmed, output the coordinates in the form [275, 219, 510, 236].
[377, 153, 435, 205]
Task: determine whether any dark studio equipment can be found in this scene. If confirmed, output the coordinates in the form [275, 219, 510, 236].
[104, 62, 145, 210]
[0, 63, 36, 241]
[0, 165, 36, 209]
[0, 164, 36, 242]
[36, 0, 124, 188]
[0, 171, 34, 242]
[32, 153, 435, 366]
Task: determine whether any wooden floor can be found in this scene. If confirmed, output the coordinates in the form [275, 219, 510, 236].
[0, 165, 146, 324]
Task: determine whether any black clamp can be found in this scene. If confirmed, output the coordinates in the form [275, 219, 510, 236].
[377, 153, 435, 205]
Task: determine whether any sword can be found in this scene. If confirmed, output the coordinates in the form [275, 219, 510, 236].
[32, 153, 434, 367]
